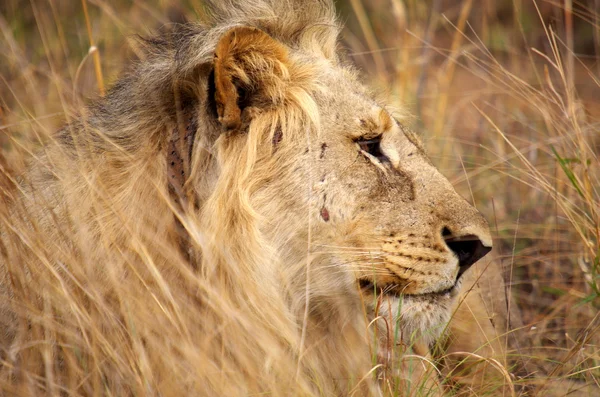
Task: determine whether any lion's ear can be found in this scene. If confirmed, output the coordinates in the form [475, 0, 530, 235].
[213, 27, 290, 131]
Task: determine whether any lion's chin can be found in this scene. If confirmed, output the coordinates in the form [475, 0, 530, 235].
[362, 281, 461, 349]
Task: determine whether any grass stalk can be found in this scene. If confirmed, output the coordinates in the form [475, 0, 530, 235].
[81, 0, 105, 96]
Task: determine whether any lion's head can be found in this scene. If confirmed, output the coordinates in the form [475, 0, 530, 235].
[188, 3, 492, 351]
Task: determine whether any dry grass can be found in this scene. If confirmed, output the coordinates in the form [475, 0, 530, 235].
[0, 0, 599, 395]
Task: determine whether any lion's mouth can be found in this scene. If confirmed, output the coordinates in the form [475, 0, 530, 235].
[358, 279, 456, 298]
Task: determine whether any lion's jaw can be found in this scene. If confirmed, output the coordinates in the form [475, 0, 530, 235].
[363, 280, 462, 350]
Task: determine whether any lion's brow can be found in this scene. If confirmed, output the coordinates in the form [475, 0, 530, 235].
[360, 109, 393, 135]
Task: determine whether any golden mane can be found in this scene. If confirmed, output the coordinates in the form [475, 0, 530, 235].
[1, 1, 383, 395]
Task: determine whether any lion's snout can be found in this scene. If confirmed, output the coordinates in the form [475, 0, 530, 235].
[443, 232, 492, 281]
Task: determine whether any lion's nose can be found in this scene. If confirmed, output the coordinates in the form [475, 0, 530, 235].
[442, 227, 492, 280]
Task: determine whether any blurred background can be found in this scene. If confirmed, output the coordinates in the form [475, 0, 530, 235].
[1, 0, 599, 393]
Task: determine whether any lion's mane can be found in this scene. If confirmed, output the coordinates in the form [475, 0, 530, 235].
[0, 1, 386, 395]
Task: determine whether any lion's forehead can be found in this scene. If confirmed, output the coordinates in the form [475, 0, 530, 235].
[310, 76, 423, 154]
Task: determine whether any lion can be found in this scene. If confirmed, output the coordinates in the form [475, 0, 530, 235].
[0, 0, 506, 395]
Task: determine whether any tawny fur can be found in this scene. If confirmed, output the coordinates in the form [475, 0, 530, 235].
[0, 1, 501, 395]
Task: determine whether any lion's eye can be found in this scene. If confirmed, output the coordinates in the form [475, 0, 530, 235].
[357, 135, 387, 162]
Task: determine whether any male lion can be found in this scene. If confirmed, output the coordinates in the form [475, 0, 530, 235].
[0, 0, 501, 395]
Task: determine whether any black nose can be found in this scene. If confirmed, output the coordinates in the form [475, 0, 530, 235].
[443, 229, 492, 280]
